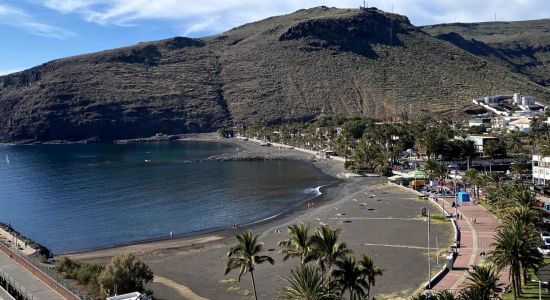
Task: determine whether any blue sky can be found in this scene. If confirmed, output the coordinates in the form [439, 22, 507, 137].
[1, 0, 549, 75]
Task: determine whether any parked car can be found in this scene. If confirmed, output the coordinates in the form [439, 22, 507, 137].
[543, 237, 550, 246]
[541, 231, 550, 240]
[539, 245, 550, 256]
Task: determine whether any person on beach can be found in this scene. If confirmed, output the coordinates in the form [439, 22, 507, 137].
[169, 230, 173, 239]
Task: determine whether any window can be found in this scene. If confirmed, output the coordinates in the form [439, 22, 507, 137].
[534, 161, 539, 167]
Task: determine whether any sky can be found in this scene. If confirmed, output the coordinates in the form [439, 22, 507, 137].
[1, 0, 549, 75]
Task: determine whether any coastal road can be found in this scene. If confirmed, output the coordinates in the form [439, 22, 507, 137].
[0, 251, 64, 300]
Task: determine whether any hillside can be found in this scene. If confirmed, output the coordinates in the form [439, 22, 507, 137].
[1, 7, 550, 143]
[422, 19, 550, 87]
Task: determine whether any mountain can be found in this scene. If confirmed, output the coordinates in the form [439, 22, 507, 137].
[422, 19, 550, 87]
[1, 7, 550, 143]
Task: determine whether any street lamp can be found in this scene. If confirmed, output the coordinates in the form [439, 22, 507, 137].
[427, 209, 431, 289]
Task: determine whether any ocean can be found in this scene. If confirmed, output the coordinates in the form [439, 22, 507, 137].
[0, 141, 331, 254]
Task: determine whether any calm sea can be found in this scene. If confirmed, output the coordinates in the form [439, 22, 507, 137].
[0, 141, 331, 254]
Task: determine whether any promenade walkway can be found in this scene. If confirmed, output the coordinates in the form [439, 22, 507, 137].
[430, 198, 507, 292]
[0, 251, 64, 300]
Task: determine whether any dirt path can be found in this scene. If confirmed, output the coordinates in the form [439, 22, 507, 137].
[154, 275, 209, 300]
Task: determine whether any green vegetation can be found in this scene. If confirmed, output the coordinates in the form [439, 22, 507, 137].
[98, 253, 154, 296]
[57, 254, 153, 299]
[245, 117, 483, 175]
[503, 258, 550, 300]
[226, 225, 382, 300]
[225, 231, 275, 300]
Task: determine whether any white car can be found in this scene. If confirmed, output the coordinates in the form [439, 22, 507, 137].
[544, 237, 550, 246]
[542, 231, 550, 240]
[539, 245, 550, 256]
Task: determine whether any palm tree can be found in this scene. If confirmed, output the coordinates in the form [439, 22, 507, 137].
[510, 163, 529, 180]
[503, 206, 544, 285]
[463, 264, 502, 299]
[307, 225, 352, 276]
[278, 223, 313, 264]
[331, 255, 366, 300]
[503, 206, 542, 231]
[409, 291, 456, 300]
[538, 138, 550, 158]
[457, 287, 486, 300]
[435, 290, 456, 300]
[463, 168, 480, 199]
[225, 231, 275, 300]
[490, 223, 522, 299]
[358, 254, 382, 299]
[278, 265, 335, 300]
[489, 219, 542, 299]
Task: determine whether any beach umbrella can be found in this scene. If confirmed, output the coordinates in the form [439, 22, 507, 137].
[359, 203, 367, 206]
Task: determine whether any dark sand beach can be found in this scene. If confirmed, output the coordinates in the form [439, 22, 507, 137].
[66, 136, 453, 300]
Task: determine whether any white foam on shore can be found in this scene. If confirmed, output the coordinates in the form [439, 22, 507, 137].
[303, 185, 324, 197]
[242, 185, 327, 227]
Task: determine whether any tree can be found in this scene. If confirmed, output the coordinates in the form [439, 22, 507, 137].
[278, 265, 335, 300]
[409, 291, 457, 300]
[510, 163, 529, 180]
[463, 168, 481, 199]
[483, 139, 506, 159]
[307, 225, 352, 276]
[331, 255, 366, 300]
[463, 264, 502, 299]
[278, 223, 313, 264]
[424, 159, 447, 183]
[489, 219, 543, 298]
[539, 138, 550, 157]
[98, 253, 153, 296]
[504, 131, 526, 154]
[358, 254, 382, 299]
[225, 231, 275, 300]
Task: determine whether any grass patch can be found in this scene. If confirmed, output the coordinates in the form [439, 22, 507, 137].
[430, 215, 451, 223]
[503, 258, 550, 299]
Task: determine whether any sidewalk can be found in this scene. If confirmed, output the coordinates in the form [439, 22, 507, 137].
[430, 198, 506, 292]
[0, 251, 64, 300]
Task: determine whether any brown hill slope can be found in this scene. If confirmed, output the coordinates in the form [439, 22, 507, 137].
[422, 19, 550, 87]
[1, 7, 549, 143]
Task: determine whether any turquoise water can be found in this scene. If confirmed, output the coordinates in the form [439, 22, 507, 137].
[0, 142, 331, 254]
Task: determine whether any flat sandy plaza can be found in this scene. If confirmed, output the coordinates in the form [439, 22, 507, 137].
[71, 178, 452, 299]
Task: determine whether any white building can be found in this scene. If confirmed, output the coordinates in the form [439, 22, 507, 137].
[466, 135, 499, 154]
[106, 293, 150, 300]
[508, 118, 531, 133]
[533, 155, 550, 185]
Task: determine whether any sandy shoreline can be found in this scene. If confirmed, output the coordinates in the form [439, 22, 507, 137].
[57, 134, 345, 256]
[64, 135, 452, 299]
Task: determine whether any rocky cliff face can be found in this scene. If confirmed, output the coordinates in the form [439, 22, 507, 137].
[1, 7, 549, 143]
[422, 19, 550, 87]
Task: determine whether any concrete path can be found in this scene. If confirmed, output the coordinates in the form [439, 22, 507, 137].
[430, 198, 507, 293]
[0, 251, 64, 300]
